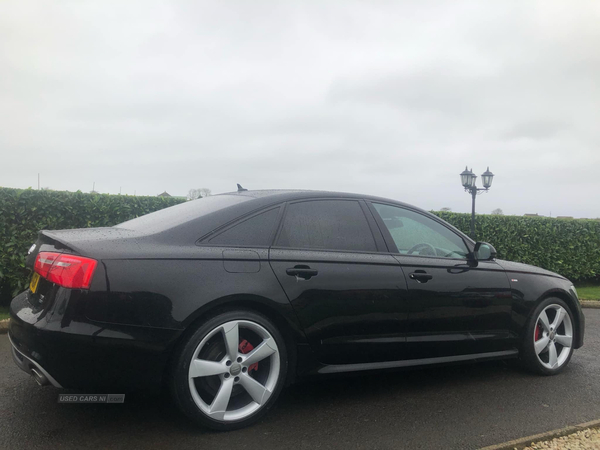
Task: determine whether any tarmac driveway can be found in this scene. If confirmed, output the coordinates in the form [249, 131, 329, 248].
[1, 309, 599, 449]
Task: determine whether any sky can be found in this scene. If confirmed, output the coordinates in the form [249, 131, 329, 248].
[1, 1, 599, 218]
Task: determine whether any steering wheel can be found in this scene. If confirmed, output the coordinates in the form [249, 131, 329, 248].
[407, 242, 437, 256]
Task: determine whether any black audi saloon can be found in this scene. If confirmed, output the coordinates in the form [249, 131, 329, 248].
[9, 189, 584, 430]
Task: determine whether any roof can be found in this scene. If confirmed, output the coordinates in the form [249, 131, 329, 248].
[217, 189, 417, 209]
[56, 188, 472, 259]
[217, 189, 473, 243]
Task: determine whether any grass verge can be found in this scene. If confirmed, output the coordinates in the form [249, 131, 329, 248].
[0, 306, 9, 321]
[575, 283, 600, 301]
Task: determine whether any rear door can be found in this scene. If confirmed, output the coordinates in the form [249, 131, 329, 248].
[269, 199, 409, 365]
[368, 202, 514, 360]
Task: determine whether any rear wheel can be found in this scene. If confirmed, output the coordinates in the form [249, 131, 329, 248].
[522, 297, 575, 375]
[170, 310, 287, 430]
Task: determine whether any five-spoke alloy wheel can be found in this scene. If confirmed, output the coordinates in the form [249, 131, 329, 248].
[170, 310, 287, 430]
[522, 297, 575, 375]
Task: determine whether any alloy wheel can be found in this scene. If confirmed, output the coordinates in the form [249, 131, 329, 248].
[187, 320, 280, 422]
[533, 304, 573, 370]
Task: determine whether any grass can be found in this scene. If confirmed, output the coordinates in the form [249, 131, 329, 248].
[0, 306, 9, 321]
[575, 283, 600, 301]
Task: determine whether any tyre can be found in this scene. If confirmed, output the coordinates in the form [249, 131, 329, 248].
[522, 297, 575, 375]
[170, 309, 288, 430]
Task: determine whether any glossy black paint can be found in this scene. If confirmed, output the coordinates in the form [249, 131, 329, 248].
[397, 256, 514, 359]
[270, 248, 409, 365]
[9, 189, 585, 390]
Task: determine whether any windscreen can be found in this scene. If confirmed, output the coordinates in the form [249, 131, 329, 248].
[115, 194, 250, 234]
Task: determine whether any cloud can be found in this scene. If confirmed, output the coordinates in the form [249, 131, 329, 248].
[0, 0, 599, 217]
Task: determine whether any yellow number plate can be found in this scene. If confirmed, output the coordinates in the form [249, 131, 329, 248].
[29, 272, 40, 293]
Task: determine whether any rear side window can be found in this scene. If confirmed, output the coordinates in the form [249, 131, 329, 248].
[276, 200, 377, 252]
[208, 207, 280, 246]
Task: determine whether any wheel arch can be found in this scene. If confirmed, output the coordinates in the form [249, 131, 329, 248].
[167, 294, 302, 386]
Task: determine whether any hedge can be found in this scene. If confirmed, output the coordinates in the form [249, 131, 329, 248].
[1, 188, 598, 306]
[433, 211, 600, 282]
[0, 187, 185, 306]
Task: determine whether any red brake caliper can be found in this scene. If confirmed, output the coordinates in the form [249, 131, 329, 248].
[535, 323, 542, 341]
[239, 339, 259, 373]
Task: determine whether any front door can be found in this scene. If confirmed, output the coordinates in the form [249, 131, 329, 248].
[368, 202, 514, 360]
[269, 199, 409, 365]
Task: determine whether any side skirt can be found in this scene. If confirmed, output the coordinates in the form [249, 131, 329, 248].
[317, 349, 519, 374]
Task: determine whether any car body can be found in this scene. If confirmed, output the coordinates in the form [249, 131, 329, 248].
[9, 189, 584, 428]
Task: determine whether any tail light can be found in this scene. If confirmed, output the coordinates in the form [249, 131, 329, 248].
[34, 252, 98, 289]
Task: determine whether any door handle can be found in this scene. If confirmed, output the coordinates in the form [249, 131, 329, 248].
[286, 265, 318, 280]
[409, 271, 433, 283]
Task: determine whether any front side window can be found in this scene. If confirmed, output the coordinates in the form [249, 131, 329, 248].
[372, 203, 469, 259]
[276, 200, 377, 252]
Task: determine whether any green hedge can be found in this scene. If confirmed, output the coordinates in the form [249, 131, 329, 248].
[434, 211, 600, 282]
[0, 187, 185, 306]
[1, 188, 598, 306]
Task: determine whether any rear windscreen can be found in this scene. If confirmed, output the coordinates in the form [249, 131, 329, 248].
[115, 194, 250, 233]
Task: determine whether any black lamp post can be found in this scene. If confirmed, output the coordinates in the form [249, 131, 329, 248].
[460, 166, 494, 239]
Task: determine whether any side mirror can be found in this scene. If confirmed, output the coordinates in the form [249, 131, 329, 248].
[473, 242, 497, 261]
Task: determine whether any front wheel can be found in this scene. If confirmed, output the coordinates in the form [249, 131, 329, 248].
[170, 310, 287, 430]
[522, 297, 575, 375]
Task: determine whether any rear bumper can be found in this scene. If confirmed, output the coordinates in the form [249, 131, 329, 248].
[9, 290, 183, 390]
[8, 332, 62, 387]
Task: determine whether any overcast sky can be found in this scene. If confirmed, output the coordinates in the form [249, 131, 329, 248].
[1, 1, 599, 217]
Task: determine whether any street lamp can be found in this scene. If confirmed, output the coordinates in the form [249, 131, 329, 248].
[460, 166, 494, 239]
[481, 167, 494, 189]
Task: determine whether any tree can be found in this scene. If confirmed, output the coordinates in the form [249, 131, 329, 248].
[491, 208, 504, 215]
[187, 188, 212, 200]
[440, 207, 452, 212]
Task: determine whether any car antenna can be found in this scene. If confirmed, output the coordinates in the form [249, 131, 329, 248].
[237, 183, 248, 192]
